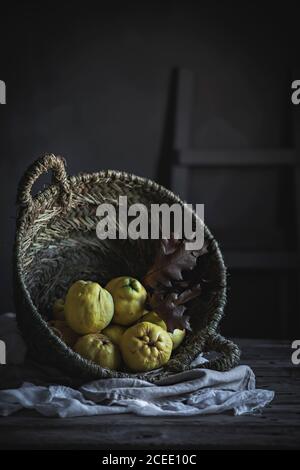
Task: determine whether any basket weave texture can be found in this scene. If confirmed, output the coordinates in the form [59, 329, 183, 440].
[14, 154, 240, 383]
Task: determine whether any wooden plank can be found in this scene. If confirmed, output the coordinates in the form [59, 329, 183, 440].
[0, 338, 299, 450]
[174, 69, 194, 151]
[1, 412, 300, 450]
[223, 250, 298, 269]
[170, 164, 189, 201]
[178, 148, 298, 166]
[235, 338, 289, 348]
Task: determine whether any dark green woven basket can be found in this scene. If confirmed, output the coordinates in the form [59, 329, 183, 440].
[14, 154, 240, 383]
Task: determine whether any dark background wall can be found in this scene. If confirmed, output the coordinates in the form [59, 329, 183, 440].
[0, 2, 297, 338]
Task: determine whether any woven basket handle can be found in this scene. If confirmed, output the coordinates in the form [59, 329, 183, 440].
[167, 332, 240, 374]
[17, 154, 70, 208]
[202, 333, 241, 371]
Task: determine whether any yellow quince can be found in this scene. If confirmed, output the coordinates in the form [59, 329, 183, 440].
[74, 333, 121, 370]
[139, 311, 167, 331]
[65, 280, 114, 334]
[53, 298, 65, 321]
[102, 324, 126, 346]
[169, 328, 186, 350]
[139, 311, 185, 350]
[106, 276, 147, 326]
[120, 321, 173, 372]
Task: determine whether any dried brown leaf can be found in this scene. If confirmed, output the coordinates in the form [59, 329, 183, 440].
[143, 237, 208, 290]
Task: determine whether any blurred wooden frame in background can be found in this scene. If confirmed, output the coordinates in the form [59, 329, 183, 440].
[171, 69, 300, 335]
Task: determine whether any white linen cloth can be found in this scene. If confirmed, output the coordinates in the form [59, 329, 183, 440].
[0, 313, 274, 418]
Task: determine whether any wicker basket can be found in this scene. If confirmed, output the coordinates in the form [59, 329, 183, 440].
[14, 154, 240, 383]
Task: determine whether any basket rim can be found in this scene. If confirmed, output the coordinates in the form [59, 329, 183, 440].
[14, 167, 227, 381]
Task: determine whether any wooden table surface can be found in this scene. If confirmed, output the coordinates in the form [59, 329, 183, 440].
[0, 338, 299, 450]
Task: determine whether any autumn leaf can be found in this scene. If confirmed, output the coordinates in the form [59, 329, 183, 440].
[143, 236, 208, 290]
[148, 284, 202, 331]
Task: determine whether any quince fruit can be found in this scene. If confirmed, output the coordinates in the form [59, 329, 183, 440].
[102, 324, 126, 346]
[74, 333, 121, 370]
[106, 276, 147, 326]
[139, 311, 167, 331]
[169, 328, 186, 350]
[53, 298, 65, 321]
[120, 321, 172, 372]
[48, 320, 79, 347]
[65, 280, 114, 334]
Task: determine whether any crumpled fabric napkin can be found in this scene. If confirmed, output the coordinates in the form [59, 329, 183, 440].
[0, 313, 274, 418]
